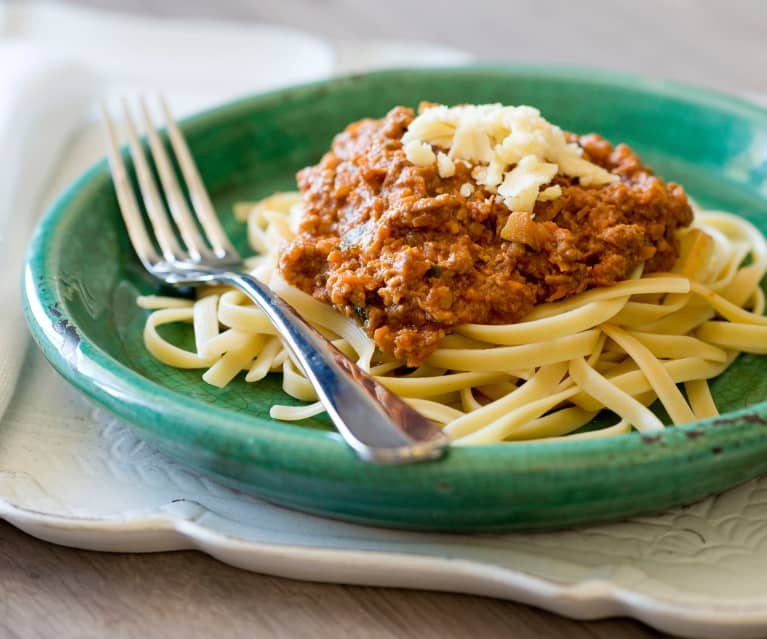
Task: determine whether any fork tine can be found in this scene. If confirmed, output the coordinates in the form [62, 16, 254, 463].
[122, 98, 184, 263]
[159, 96, 238, 260]
[139, 97, 208, 262]
[100, 102, 161, 270]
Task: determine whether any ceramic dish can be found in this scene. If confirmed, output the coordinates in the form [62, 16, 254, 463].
[22, 66, 767, 532]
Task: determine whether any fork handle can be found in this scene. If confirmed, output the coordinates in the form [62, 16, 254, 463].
[214, 271, 449, 463]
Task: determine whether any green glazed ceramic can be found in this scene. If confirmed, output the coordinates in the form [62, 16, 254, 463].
[22, 66, 767, 532]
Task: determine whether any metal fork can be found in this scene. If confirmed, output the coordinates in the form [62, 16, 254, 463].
[101, 97, 448, 464]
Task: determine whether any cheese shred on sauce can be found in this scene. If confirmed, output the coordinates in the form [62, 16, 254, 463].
[402, 103, 617, 235]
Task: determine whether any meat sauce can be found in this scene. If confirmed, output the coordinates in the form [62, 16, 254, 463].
[278, 106, 693, 366]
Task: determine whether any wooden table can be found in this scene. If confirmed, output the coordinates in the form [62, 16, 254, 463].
[9, 1, 767, 636]
[70, 0, 767, 93]
[1, 519, 660, 639]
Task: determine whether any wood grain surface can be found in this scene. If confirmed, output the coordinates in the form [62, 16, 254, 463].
[60, 0, 767, 93]
[0, 519, 668, 639]
[8, 1, 765, 637]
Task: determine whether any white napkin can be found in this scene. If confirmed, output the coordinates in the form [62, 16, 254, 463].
[0, 43, 95, 420]
[1, 2, 335, 115]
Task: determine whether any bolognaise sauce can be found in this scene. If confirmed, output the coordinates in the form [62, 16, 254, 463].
[278, 106, 693, 366]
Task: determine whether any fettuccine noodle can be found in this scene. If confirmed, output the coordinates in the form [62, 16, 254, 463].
[138, 192, 767, 445]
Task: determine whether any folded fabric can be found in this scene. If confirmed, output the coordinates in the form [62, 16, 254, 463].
[0, 42, 96, 419]
[1, 2, 334, 115]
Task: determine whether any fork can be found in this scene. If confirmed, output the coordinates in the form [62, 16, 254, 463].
[101, 97, 448, 464]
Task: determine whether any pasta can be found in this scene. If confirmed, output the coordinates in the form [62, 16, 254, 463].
[138, 192, 767, 445]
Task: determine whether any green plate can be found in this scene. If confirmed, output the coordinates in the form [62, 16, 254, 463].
[22, 66, 767, 532]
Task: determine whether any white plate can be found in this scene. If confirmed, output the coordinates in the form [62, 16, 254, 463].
[5, 344, 767, 639]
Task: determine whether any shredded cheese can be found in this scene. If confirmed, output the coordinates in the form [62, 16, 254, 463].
[402, 103, 619, 233]
[497, 156, 558, 213]
[404, 140, 436, 167]
[437, 151, 455, 178]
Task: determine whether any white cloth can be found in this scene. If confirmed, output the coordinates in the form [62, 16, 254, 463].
[0, 43, 95, 420]
[0, 2, 335, 114]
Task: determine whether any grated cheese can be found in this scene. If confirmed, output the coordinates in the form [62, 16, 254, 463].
[497, 156, 558, 213]
[402, 103, 618, 231]
[437, 151, 455, 178]
[404, 140, 436, 167]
